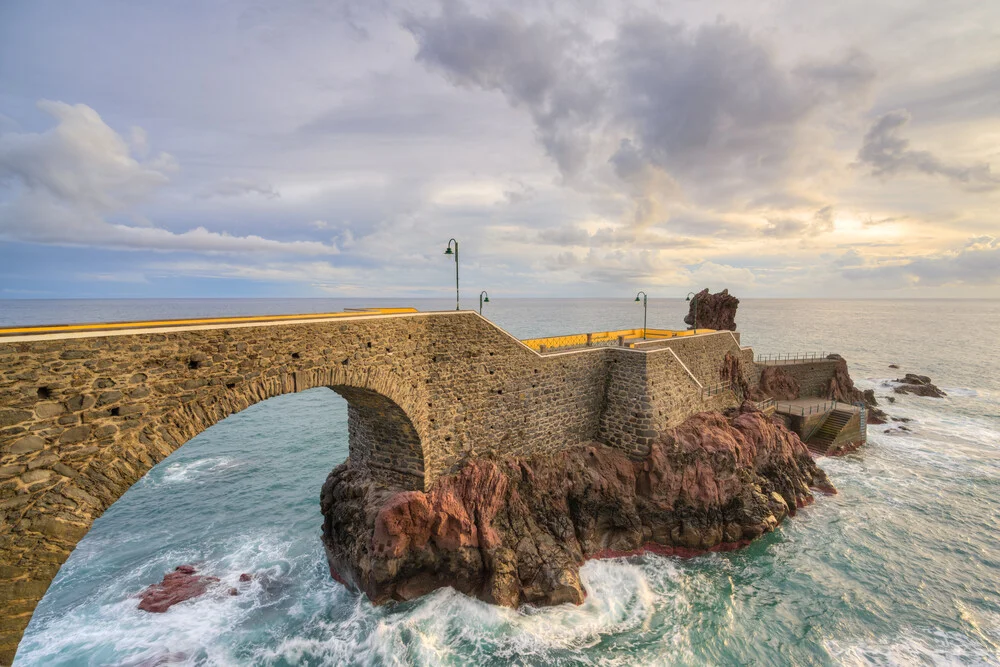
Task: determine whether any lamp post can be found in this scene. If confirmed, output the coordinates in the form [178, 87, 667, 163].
[444, 238, 459, 310]
[479, 290, 490, 316]
[634, 291, 648, 339]
[685, 291, 698, 332]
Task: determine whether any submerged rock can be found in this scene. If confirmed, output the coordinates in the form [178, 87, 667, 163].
[893, 374, 947, 398]
[137, 565, 219, 613]
[320, 403, 834, 609]
[684, 288, 739, 331]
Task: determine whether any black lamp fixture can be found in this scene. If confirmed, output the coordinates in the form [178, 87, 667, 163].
[635, 291, 648, 339]
[444, 238, 459, 310]
[479, 290, 490, 316]
[685, 291, 698, 331]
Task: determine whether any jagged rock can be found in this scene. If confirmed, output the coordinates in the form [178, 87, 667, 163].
[684, 288, 739, 331]
[826, 356, 888, 423]
[320, 403, 834, 609]
[893, 373, 947, 398]
[757, 365, 800, 401]
[137, 565, 219, 612]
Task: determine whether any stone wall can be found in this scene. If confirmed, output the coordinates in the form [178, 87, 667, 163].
[0, 312, 755, 664]
[769, 360, 840, 398]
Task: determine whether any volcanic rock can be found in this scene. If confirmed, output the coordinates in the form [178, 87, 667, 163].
[757, 365, 800, 401]
[684, 288, 739, 331]
[893, 373, 947, 398]
[825, 356, 889, 423]
[137, 565, 219, 612]
[320, 403, 834, 609]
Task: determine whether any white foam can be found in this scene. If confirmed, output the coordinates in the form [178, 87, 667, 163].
[157, 457, 241, 485]
[826, 628, 1000, 666]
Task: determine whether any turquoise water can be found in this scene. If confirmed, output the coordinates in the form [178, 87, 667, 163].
[12, 299, 1000, 666]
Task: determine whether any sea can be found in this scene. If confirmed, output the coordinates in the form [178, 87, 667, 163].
[5, 298, 1000, 666]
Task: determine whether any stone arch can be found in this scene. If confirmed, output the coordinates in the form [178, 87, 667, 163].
[0, 363, 426, 665]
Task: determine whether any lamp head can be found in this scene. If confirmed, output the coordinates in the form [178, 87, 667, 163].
[685, 295, 691, 302]
[444, 247, 453, 255]
[484, 296, 489, 303]
[635, 295, 641, 302]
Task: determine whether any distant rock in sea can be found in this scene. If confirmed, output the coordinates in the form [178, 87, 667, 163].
[893, 374, 947, 398]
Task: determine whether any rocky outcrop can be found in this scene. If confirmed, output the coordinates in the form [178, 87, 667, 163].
[321, 404, 834, 609]
[137, 565, 219, 612]
[826, 354, 888, 424]
[684, 288, 739, 331]
[893, 374, 947, 398]
[757, 365, 800, 401]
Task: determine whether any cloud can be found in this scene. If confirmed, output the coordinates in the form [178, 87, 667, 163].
[856, 110, 1000, 191]
[0, 100, 338, 255]
[842, 236, 1000, 286]
[762, 206, 835, 237]
[198, 178, 281, 199]
[407, 6, 875, 208]
[405, 2, 602, 176]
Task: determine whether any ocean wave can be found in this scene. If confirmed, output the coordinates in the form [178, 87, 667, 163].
[156, 457, 243, 485]
[826, 628, 1000, 666]
[258, 558, 691, 666]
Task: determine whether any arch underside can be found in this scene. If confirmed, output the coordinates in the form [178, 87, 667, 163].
[332, 385, 424, 490]
[1, 369, 425, 664]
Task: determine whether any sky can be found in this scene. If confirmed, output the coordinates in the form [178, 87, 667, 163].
[0, 0, 998, 299]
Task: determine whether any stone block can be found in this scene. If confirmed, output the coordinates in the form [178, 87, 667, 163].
[8, 435, 45, 454]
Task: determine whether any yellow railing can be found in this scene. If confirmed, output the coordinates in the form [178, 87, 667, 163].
[0, 307, 419, 337]
[521, 327, 715, 352]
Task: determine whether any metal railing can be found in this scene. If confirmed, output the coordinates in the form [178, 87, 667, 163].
[701, 381, 735, 398]
[752, 397, 776, 412]
[756, 352, 829, 364]
[855, 401, 867, 444]
[775, 399, 844, 417]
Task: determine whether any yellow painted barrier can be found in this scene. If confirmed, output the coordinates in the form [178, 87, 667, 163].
[0, 307, 419, 337]
[521, 327, 715, 352]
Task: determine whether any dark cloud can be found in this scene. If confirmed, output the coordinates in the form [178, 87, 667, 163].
[405, 2, 602, 175]
[407, 5, 875, 201]
[857, 110, 1000, 191]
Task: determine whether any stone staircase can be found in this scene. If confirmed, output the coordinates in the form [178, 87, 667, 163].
[805, 409, 853, 456]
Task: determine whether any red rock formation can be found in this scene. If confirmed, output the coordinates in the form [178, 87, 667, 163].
[826, 354, 889, 424]
[757, 365, 800, 401]
[684, 288, 739, 331]
[137, 565, 219, 612]
[720, 352, 752, 398]
[321, 403, 834, 608]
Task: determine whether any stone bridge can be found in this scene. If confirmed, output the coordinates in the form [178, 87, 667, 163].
[0, 309, 758, 663]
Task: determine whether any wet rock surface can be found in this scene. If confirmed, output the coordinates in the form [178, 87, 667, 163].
[136, 565, 219, 613]
[684, 288, 740, 331]
[321, 403, 833, 609]
[893, 373, 947, 398]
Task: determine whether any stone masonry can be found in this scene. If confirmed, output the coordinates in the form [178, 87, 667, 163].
[0, 312, 754, 663]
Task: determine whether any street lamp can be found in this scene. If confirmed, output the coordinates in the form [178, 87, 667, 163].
[634, 291, 648, 339]
[444, 238, 459, 310]
[685, 291, 698, 332]
[479, 290, 490, 316]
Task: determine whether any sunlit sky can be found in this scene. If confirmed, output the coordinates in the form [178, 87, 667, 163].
[1, 0, 998, 299]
